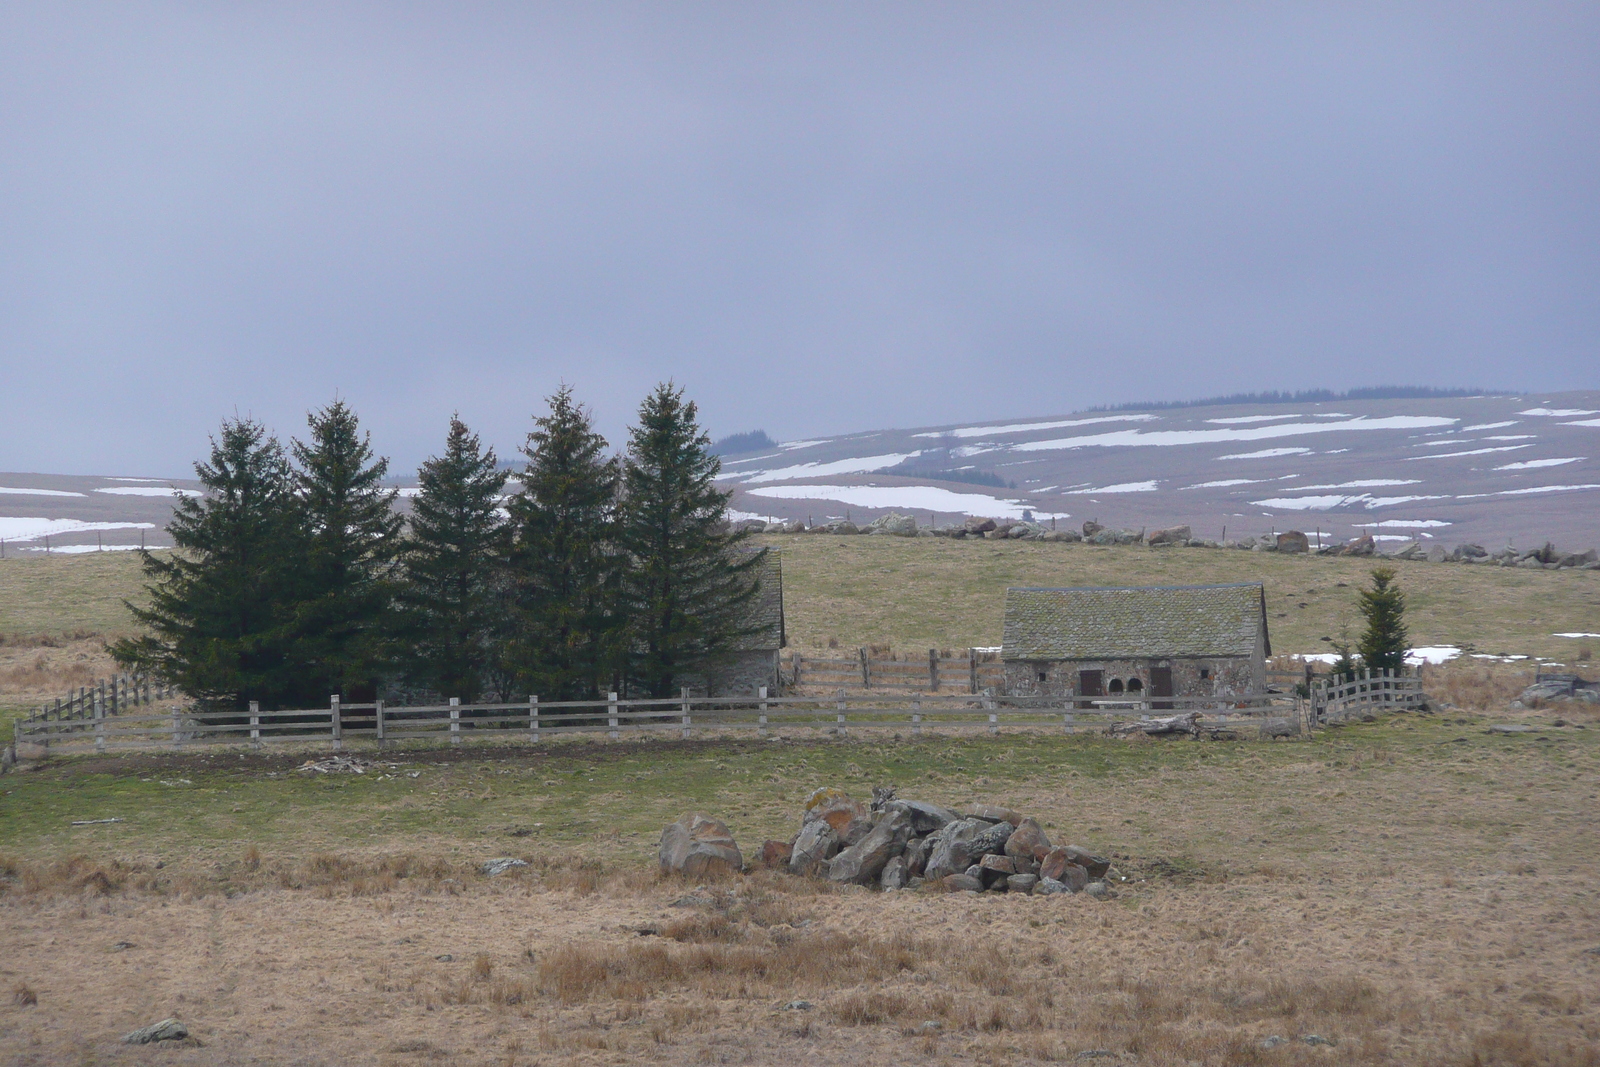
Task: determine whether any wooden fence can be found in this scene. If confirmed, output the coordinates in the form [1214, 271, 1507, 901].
[12, 688, 1309, 756]
[788, 649, 1006, 692]
[1309, 668, 1425, 724]
[24, 673, 177, 724]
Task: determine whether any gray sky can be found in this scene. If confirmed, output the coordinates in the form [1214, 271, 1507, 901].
[2, 3, 1596, 476]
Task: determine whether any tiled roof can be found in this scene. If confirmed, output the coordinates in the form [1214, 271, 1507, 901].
[733, 549, 785, 652]
[1002, 583, 1268, 660]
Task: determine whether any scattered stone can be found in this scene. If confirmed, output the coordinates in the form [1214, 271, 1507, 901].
[760, 840, 794, 869]
[1007, 873, 1039, 895]
[942, 873, 983, 892]
[783, 1000, 813, 1011]
[1004, 817, 1053, 863]
[435, 953, 455, 961]
[1426, 544, 1449, 563]
[1488, 724, 1533, 734]
[916, 1020, 942, 1034]
[124, 1019, 188, 1045]
[790, 820, 841, 876]
[866, 511, 919, 537]
[966, 517, 998, 534]
[1063, 845, 1110, 878]
[1260, 1035, 1288, 1049]
[1302, 1035, 1337, 1047]
[111, 941, 135, 951]
[297, 754, 372, 774]
[1075, 1053, 1116, 1061]
[1036, 877, 1070, 895]
[480, 857, 528, 877]
[828, 808, 913, 885]
[1081, 521, 1104, 538]
[1084, 880, 1112, 900]
[669, 894, 712, 908]
[658, 813, 743, 878]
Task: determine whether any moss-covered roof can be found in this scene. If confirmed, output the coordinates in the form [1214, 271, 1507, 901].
[1001, 582, 1268, 660]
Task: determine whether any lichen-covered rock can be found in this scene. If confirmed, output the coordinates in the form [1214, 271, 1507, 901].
[760, 840, 794, 868]
[885, 799, 959, 835]
[1035, 877, 1070, 895]
[1007, 873, 1039, 895]
[124, 1019, 189, 1045]
[967, 803, 1023, 825]
[789, 819, 841, 876]
[1063, 845, 1110, 879]
[879, 855, 908, 890]
[970, 819, 1015, 857]
[943, 873, 983, 892]
[658, 813, 743, 878]
[804, 788, 873, 844]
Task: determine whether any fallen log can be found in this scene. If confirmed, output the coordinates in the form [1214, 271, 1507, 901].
[1108, 712, 1200, 738]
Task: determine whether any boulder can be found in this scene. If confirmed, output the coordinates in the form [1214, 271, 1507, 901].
[967, 803, 1023, 825]
[1003, 818, 1052, 864]
[1059, 863, 1089, 892]
[868, 512, 919, 537]
[942, 873, 983, 892]
[1006, 873, 1039, 895]
[886, 799, 959, 835]
[481, 857, 528, 877]
[1559, 549, 1599, 568]
[124, 1019, 189, 1045]
[1147, 525, 1192, 546]
[1089, 528, 1139, 546]
[966, 517, 998, 534]
[1082, 521, 1104, 538]
[923, 818, 981, 880]
[788, 820, 841, 876]
[1342, 534, 1376, 557]
[659, 813, 743, 877]
[903, 836, 930, 877]
[1276, 530, 1310, 554]
[760, 840, 794, 869]
[969, 819, 1015, 857]
[832, 521, 859, 535]
[879, 855, 909, 890]
[1394, 542, 1424, 560]
[782, 520, 806, 534]
[1426, 544, 1449, 563]
[1035, 877, 1070, 895]
[804, 789, 873, 843]
[1062, 845, 1111, 878]
[828, 808, 913, 885]
[979, 854, 1016, 875]
[1085, 881, 1112, 900]
[1454, 543, 1488, 560]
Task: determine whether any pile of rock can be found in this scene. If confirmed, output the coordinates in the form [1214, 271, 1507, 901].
[764, 787, 1118, 897]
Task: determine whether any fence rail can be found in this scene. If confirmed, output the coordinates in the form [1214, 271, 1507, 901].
[788, 649, 1005, 692]
[1309, 668, 1425, 723]
[13, 687, 1309, 756]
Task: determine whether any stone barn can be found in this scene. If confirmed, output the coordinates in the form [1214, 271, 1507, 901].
[679, 549, 786, 696]
[1000, 582, 1270, 703]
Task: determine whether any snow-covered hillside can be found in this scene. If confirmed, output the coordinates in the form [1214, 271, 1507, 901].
[719, 390, 1600, 548]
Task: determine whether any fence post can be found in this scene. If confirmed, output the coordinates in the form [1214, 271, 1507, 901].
[529, 695, 539, 742]
[607, 691, 619, 740]
[758, 685, 768, 738]
[171, 704, 182, 748]
[681, 687, 692, 739]
[969, 648, 978, 694]
[109, 677, 118, 717]
[249, 701, 261, 748]
[331, 695, 342, 752]
[836, 689, 847, 738]
[1062, 709, 1075, 734]
[929, 649, 938, 692]
[912, 693, 921, 737]
[859, 647, 870, 689]
[450, 697, 461, 744]
[98, 680, 106, 721]
[793, 652, 802, 688]
[94, 688, 105, 753]
[375, 700, 385, 747]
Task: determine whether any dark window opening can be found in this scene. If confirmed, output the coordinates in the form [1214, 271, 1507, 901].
[1108, 678, 1125, 694]
[1038, 671, 1047, 683]
[1200, 667, 1211, 680]
[1127, 677, 1143, 692]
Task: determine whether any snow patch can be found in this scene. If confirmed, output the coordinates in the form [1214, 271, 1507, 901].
[1405, 445, 1531, 460]
[914, 415, 1156, 440]
[1063, 481, 1159, 494]
[1217, 447, 1314, 460]
[734, 452, 924, 484]
[1205, 414, 1302, 425]
[1251, 493, 1449, 511]
[1463, 421, 1518, 431]
[1010, 415, 1457, 454]
[1554, 632, 1600, 639]
[18, 543, 155, 554]
[1559, 418, 1600, 428]
[1406, 646, 1462, 666]
[744, 483, 1053, 520]
[1295, 479, 1421, 490]
[1493, 457, 1584, 471]
[0, 518, 158, 542]
[95, 486, 201, 497]
[1354, 519, 1453, 528]
[1519, 407, 1599, 417]
[1182, 478, 1270, 489]
[1492, 483, 1600, 496]
[0, 486, 86, 498]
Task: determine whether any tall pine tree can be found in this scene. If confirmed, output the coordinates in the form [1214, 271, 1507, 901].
[1356, 565, 1409, 674]
[284, 399, 404, 703]
[399, 416, 509, 701]
[618, 383, 764, 697]
[111, 418, 304, 710]
[504, 387, 622, 700]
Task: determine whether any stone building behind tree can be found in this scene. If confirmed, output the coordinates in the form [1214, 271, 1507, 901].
[1000, 582, 1270, 703]
[677, 549, 786, 696]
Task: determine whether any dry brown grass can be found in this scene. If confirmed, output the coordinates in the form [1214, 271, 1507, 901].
[0, 633, 117, 706]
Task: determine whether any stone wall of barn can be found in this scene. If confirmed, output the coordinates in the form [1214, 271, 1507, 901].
[1002, 655, 1261, 700]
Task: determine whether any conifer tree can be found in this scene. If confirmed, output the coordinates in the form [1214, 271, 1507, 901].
[618, 383, 764, 697]
[111, 418, 303, 710]
[284, 399, 403, 703]
[504, 387, 622, 700]
[399, 416, 509, 701]
[1356, 565, 1409, 674]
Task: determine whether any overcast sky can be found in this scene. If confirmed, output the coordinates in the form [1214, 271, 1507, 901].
[3, 4, 1597, 476]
